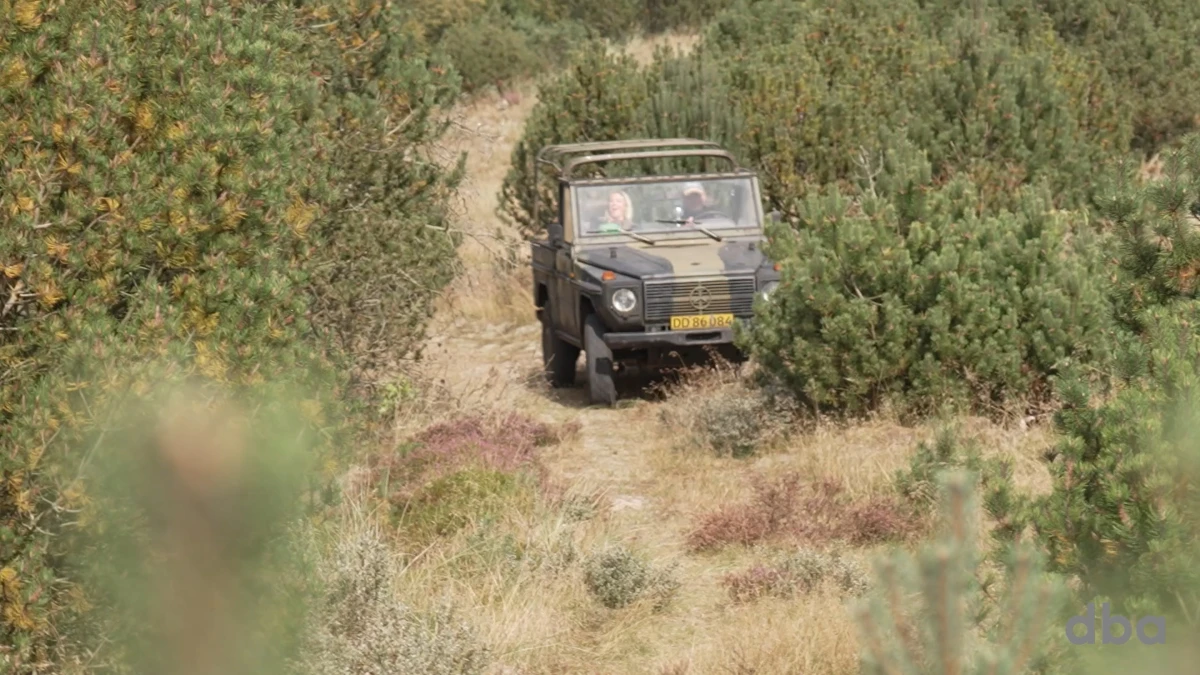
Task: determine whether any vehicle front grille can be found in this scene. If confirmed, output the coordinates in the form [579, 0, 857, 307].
[643, 277, 757, 322]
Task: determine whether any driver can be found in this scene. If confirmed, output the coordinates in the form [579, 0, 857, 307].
[681, 182, 709, 225]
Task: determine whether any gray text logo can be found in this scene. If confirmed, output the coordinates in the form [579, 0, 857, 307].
[1065, 602, 1166, 645]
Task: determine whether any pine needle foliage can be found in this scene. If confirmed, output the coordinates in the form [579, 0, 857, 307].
[746, 173, 1115, 419]
[0, 1, 463, 668]
[854, 470, 1067, 675]
[498, 0, 1134, 238]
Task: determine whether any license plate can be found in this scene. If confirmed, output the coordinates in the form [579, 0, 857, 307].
[669, 313, 734, 330]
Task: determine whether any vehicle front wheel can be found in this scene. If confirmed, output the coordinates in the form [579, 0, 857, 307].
[583, 313, 617, 406]
[541, 307, 579, 387]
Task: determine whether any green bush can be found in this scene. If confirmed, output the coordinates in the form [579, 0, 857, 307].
[499, 0, 1133, 239]
[400, 468, 535, 540]
[854, 470, 1068, 675]
[964, 140, 1200, 657]
[437, 12, 542, 93]
[297, 1, 464, 392]
[1030, 302, 1200, 623]
[1095, 134, 1200, 332]
[582, 545, 680, 610]
[744, 174, 1116, 417]
[1019, 0, 1200, 150]
[498, 42, 651, 238]
[989, 140, 1200, 629]
[0, 0, 463, 667]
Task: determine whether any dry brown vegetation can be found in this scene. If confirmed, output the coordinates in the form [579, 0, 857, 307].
[322, 32, 1066, 675]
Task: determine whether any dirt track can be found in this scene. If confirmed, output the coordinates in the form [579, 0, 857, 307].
[420, 81, 669, 535]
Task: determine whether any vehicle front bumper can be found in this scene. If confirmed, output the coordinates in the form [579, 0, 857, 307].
[602, 324, 746, 350]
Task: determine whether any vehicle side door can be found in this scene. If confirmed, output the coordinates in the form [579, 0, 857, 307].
[552, 181, 580, 341]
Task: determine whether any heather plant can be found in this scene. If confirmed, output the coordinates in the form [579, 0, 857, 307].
[723, 548, 871, 603]
[687, 472, 918, 553]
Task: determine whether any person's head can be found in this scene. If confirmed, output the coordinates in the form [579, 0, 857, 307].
[607, 191, 632, 224]
[682, 182, 706, 213]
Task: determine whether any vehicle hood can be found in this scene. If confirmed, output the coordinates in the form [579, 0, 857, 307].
[576, 239, 767, 279]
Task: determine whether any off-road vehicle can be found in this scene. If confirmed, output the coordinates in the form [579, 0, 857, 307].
[530, 138, 781, 406]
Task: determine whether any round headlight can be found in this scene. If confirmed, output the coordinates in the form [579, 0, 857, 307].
[759, 280, 779, 302]
[611, 288, 637, 313]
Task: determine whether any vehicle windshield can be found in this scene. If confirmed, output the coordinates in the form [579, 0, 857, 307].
[575, 176, 761, 237]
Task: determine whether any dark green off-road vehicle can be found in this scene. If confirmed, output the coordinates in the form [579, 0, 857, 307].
[530, 139, 781, 406]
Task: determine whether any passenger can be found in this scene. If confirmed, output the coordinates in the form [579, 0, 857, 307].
[596, 191, 634, 233]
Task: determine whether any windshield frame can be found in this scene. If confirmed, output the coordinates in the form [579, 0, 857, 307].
[571, 172, 765, 242]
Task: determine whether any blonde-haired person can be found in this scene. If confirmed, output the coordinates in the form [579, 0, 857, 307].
[596, 191, 634, 233]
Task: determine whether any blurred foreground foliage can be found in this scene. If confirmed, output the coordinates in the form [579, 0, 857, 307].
[0, 0, 461, 668]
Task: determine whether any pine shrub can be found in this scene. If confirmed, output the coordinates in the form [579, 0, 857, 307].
[0, 1, 463, 667]
[1096, 134, 1200, 332]
[744, 173, 1115, 418]
[854, 470, 1068, 675]
[499, 0, 1134, 239]
[984, 138, 1200, 628]
[294, 1, 464, 390]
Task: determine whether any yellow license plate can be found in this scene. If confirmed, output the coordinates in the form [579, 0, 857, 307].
[669, 313, 734, 330]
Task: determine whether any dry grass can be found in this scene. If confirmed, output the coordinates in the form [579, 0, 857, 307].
[345, 355, 1061, 674]
[612, 32, 700, 66]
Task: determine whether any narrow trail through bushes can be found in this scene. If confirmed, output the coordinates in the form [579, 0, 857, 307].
[420, 49, 676, 532]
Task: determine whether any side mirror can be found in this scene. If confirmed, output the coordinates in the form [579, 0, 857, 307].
[768, 210, 782, 224]
[547, 222, 563, 244]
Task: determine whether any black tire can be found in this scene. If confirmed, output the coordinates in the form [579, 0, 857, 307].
[584, 313, 617, 406]
[541, 307, 579, 387]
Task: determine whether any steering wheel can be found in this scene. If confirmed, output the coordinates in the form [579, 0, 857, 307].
[690, 210, 727, 222]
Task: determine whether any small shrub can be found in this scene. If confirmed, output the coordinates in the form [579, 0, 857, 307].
[687, 473, 804, 552]
[582, 546, 680, 610]
[656, 363, 799, 458]
[560, 492, 601, 523]
[298, 524, 490, 675]
[373, 412, 567, 498]
[723, 548, 871, 603]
